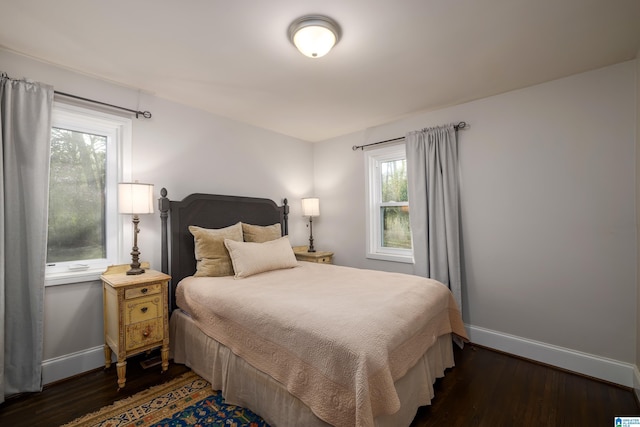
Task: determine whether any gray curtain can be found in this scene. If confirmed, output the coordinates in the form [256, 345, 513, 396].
[406, 124, 462, 312]
[0, 74, 53, 402]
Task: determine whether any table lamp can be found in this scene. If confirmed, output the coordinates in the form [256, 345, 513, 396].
[301, 197, 320, 252]
[118, 182, 154, 275]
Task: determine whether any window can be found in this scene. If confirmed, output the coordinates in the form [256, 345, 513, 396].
[45, 103, 132, 285]
[365, 143, 413, 263]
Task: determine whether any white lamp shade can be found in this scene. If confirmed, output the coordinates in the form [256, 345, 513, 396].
[118, 182, 154, 214]
[301, 197, 320, 217]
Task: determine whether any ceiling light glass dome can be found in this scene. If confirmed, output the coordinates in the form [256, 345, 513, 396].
[288, 15, 341, 58]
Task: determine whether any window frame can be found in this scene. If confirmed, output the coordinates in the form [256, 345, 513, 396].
[45, 102, 132, 286]
[365, 142, 414, 263]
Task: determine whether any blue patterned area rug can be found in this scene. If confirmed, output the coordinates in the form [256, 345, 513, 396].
[61, 371, 269, 427]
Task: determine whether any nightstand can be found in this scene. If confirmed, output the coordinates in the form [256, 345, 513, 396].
[293, 246, 334, 264]
[101, 265, 171, 388]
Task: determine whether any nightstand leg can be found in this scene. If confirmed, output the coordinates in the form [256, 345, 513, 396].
[116, 360, 127, 389]
[161, 344, 169, 372]
[104, 345, 112, 369]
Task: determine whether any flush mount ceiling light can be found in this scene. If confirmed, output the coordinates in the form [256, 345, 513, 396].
[288, 15, 341, 58]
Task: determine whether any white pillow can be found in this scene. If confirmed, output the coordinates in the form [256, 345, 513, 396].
[224, 236, 297, 278]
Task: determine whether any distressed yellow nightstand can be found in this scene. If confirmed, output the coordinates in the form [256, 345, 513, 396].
[101, 264, 171, 388]
[293, 246, 334, 264]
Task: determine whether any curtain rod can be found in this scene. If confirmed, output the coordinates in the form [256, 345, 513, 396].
[2, 72, 152, 119]
[54, 91, 152, 119]
[352, 121, 467, 151]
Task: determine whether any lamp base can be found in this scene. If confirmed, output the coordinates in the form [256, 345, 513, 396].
[127, 215, 145, 275]
[308, 216, 316, 252]
[126, 265, 145, 275]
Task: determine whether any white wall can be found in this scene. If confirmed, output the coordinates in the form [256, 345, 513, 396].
[3, 48, 637, 387]
[635, 51, 640, 399]
[131, 89, 315, 271]
[1, 48, 314, 383]
[314, 61, 638, 386]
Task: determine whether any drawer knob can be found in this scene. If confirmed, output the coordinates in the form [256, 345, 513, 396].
[141, 307, 148, 313]
[141, 288, 148, 294]
[142, 325, 151, 337]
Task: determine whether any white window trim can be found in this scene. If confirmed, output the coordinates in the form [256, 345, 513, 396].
[365, 143, 414, 264]
[45, 102, 132, 286]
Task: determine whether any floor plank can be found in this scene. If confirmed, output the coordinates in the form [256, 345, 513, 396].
[411, 345, 640, 427]
[0, 345, 638, 426]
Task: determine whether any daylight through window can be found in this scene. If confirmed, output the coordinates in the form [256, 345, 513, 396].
[45, 103, 131, 284]
[48, 127, 107, 263]
[365, 143, 413, 263]
[380, 158, 411, 249]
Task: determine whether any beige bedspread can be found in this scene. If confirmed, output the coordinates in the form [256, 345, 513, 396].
[176, 262, 467, 427]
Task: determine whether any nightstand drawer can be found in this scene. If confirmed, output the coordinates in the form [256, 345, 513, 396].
[125, 295, 161, 324]
[293, 247, 334, 264]
[125, 283, 161, 299]
[296, 254, 333, 263]
[125, 318, 163, 351]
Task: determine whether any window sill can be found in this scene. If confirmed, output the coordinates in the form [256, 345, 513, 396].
[45, 268, 105, 287]
[366, 252, 414, 264]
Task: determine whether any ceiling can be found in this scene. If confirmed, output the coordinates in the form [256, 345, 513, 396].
[1, 1, 640, 142]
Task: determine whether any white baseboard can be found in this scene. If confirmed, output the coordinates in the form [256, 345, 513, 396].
[42, 345, 108, 385]
[466, 324, 635, 388]
[634, 365, 640, 402]
[42, 326, 639, 391]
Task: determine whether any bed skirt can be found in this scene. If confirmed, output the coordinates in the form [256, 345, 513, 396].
[170, 309, 455, 427]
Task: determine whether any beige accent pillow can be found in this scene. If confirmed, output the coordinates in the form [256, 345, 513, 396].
[224, 236, 298, 278]
[189, 223, 243, 277]
[242, 222, 282, 243]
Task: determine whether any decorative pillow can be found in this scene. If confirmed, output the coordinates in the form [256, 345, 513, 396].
[224, 236, 297, 278]
[242, 222, 282, 243]
[189, 223, 243, 277]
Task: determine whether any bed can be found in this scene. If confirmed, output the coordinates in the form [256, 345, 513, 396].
[159, 189, 468, 427]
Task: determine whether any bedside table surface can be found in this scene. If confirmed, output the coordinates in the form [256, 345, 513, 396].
[101, 269, 170, 287]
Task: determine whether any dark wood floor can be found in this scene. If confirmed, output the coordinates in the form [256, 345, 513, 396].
[410, 345, 640, 427]
[0, 345, 638, 427]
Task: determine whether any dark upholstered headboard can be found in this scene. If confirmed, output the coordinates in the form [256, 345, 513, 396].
[158, 188, 289, 311]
